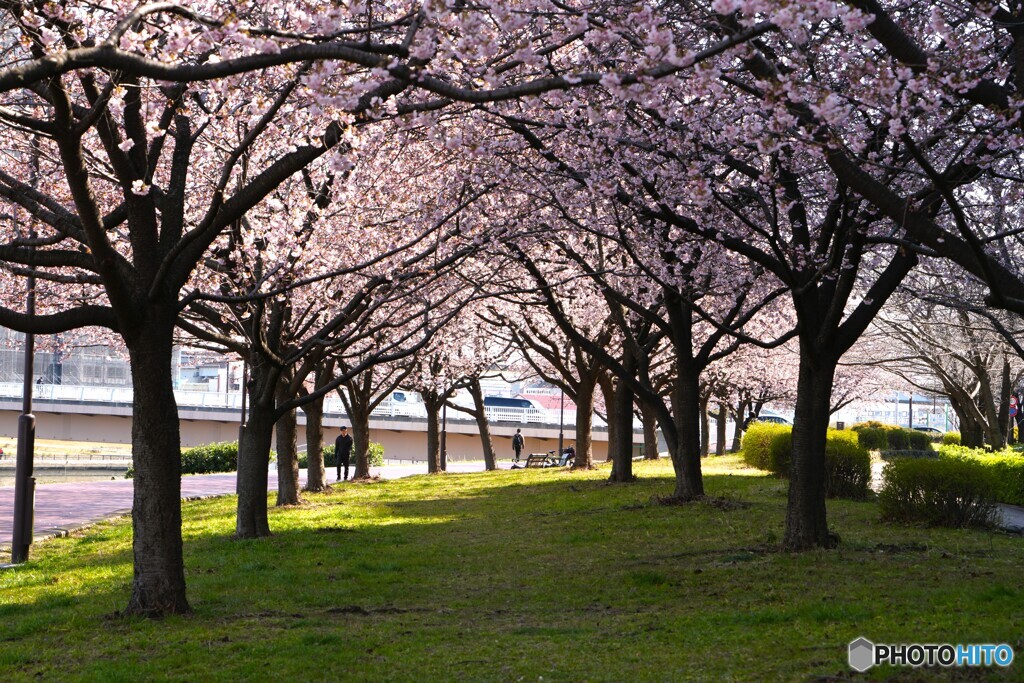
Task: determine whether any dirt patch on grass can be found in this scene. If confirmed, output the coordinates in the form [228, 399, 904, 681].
[314, 526, 358, 534]
[325, 605, 430, 616]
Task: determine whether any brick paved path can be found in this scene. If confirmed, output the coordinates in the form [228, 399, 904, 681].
[0, 462, 496, 549]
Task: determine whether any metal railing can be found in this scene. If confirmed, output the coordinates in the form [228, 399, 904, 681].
[0, 382, 575, 425]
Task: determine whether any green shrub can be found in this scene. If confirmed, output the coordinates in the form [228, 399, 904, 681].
[939, 444, 1024, 506]
[852, 422, 933, 453]
[985, 454, 1024, 506]
[824, 432, 871, 499]
[741, 422, 790, 470]
[942, 431, 961, 446]
[886, 428, 909, 450]
[181, 441, 238, 474]
[767, 430, 793, 477]
[853, 426, 888, 451]
[878, 458, 998, 527]
[745, 426, 869, 499]
[128, 441, 242, 478]
[906, 430, 933, 451]
[299, 442, 384, 469]
[367, 442, 385, 466]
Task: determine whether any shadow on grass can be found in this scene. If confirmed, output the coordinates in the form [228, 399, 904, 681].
[3, 460, 1024, 681]
[2, 468, 781, 618]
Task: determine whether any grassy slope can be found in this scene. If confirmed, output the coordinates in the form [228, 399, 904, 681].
[1, 456, 1021, 682]
[0, 437, 132, 457]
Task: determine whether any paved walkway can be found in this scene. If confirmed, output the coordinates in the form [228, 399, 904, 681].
[0, 462, 497, 550]
[999, 503, 1024, 533]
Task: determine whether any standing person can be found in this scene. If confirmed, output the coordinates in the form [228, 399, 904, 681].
[335, 426, 354, 481]
[512, 428, 524, 463]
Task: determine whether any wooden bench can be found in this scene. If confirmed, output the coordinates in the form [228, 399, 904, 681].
[524, 453, 549, 468]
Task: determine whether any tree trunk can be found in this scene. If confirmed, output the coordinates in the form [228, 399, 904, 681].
[302, 370, 328, 492]
[600, 373, 619, 463]
[731, 398, 749, 452]
[424, 394, 443, 473]
[715, 401, 727, 456]
[996, 358, 1011, 449]
[783, 351, 838, 551]
[123, 318, 190, 616]
[640, 399, 659, 460]
[609, 375, 635, 482]
[667, 361, 704, 501]
[468, 379, 497, 470]
[275, 380, 301, 506]
[699, 394, 710, 458]
[573, 375, 596, 469]
[236, 356, 277, 539]
[350, 404, 372, 480]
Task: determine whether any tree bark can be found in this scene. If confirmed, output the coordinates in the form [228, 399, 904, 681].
[302, 366, 329, 492]
[997, 357, 1011, 449]
[349, 403, 373, 479]
[123, 317, 190, 616]
[640, 399, 660, 459]
[424, 393, 443, 473]
[715, 401, 727, 456]
[783, 351, 838, 551]
[699, 394, 710, 458]
[730, 398, 749, 452]
[573, 374, 596, 469]
[599, 372, 618, 464]
[275, 379, 301, 506]
[666, 359, 705, 500]
[468, 378, 497, 470]
[302, 397, 327, 491]
[236, 355, 277, 539]
[609, 373, 635, 482]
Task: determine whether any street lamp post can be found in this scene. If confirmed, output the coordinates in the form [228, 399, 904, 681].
[11, 248, 37, 564]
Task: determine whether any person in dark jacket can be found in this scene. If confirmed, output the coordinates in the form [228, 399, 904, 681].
[335, 426, 354, 481]
[512, 428, 524, 462]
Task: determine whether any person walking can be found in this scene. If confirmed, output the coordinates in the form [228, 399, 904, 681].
[335, 426, 354, 481]
[512, 428, 524, 463]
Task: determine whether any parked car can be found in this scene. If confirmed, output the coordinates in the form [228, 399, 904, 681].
[749, 414, 792, 426]
[912, 426, 943, 434]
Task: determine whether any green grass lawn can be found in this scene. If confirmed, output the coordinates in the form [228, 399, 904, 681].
[1, 456, 1021, 681]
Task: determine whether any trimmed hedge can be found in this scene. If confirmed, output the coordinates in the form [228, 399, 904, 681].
[941, 431, 961, 446]
[939, 444, 1024, 507]
[741, 423, 870, 499]
[299, 442, 384, 469]
[767, 429, 793, 477]
[181, 441, 238, 474]
[824, 430, 871, 499]
[852, 423, 888, 451]
[851, 421, 932, 451]
[741, 422, 790, 471]
[879, 457, 998, 527]
[126, 441, 244, 478]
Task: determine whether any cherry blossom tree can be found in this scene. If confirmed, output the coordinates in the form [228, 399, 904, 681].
[335, 354, 413, 480]
[7, 1, 745, 614]
[866, 281, 1024, 448]
[482, 278, 614, 472]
